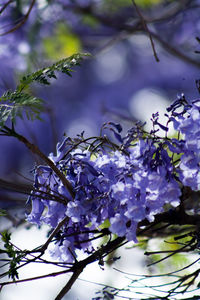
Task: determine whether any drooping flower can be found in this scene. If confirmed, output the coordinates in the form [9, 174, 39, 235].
[27, 128, 182, 262]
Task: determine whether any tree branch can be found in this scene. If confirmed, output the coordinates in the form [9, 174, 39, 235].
[0, 0, 36, 36]
[54, 235, 125, 299]
[39, 216, 69, 253]
[3, 126, 75, 199]
[132, 0, 159, 62]
[54, 268, 84, 300]
[0, 0, 14, 15]
[150, 30, 200, 69]
[16, 133, 75, 199]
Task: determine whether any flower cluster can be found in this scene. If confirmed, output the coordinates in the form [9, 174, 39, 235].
[27, 96, 200, 262]
[170, 100, 200, 191]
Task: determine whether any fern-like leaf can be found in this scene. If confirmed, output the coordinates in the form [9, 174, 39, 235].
[18, 53, 90, 91]
[0, 52, 90, 127]
[0, 90, 43, 126]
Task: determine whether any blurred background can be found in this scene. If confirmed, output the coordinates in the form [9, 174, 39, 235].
[0, 0, 200, 299]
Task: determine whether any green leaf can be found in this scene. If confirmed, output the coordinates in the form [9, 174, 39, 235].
[0, 52, 90, 130]
[99, 219, 111, 230]
[0, 91, 44, 127]
[0, 231, 25, 281]
[1, 230, 11, 244]
[9, 260, 19, 281]
[18, 53, 90, 91]
[0, 209, 6, 216]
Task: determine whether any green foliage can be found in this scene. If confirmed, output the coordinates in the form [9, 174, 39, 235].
[0, 90, 43, 126]
[1, 231, 11, 245]
[0, 209, 6, 216]
[0, 53, 90, 128]
[18, 53, 89, 90]
[0, 231, 23, 281]
[98, 219, 111, 230]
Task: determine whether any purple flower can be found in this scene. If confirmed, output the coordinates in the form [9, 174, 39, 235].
[42, 201, 66, 227]
[27, 130, 182, 262]
[170, 101, 200, 190]
[26, 198, 45, 225]
[66, 200, 84, 222]
[110, 213, 128, 237]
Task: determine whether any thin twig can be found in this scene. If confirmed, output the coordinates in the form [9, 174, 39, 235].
[54, 268, 84, 300]
[147, 238, 195, 267]
[0, 0, 14, 15]
[54, 236, 126, 299]
[132, 0, 159, 62]
[151, 30, 200, 69]
[0, 178, 32, 194]
[0, 0, 36, 36]
[0, 268, 70, 287]
[39, 216, 69, 253]
[12, 129, 75, 199]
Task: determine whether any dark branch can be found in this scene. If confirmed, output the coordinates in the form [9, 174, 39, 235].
[132, 0, 159, 62]
[0, 0, 36, 36]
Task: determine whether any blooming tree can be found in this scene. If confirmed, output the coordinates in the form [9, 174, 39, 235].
[1, 1, 200, 300]
[0, 53, 200, 299]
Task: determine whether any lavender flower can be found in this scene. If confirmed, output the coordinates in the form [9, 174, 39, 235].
[27, 127, 182, 262]
[171, 100, 200, 190]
